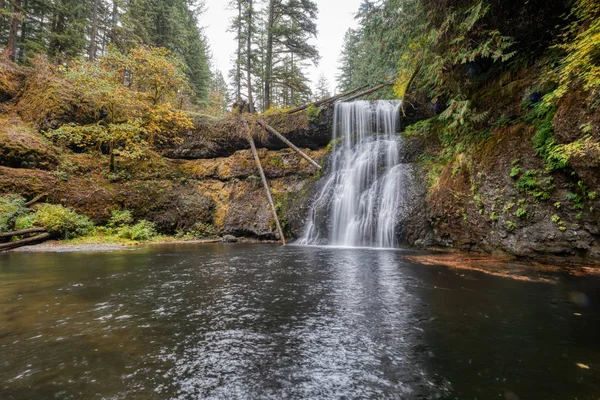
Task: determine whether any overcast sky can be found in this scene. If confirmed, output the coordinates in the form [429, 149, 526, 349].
[202, 0, 363, 95]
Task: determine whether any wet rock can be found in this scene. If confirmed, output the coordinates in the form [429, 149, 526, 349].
[222, 235, 238, 243]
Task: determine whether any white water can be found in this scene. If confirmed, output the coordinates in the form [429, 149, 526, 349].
[299, 100, 411, 248]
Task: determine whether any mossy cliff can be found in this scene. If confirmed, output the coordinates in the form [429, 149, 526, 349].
[405, 63, 600, 265]
[0, 112, 328, 240]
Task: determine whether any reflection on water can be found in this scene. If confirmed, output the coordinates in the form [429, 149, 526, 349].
[1, 244, 600, 399]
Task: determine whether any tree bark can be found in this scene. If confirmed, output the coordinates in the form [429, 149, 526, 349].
[248, 134, 286, 245]
[6, 0, 21, 61]
[264, 0, 276, 110]
[0, 232, 51, 251]
[89, 0, 99, 61]
[256, 118, 321, 170]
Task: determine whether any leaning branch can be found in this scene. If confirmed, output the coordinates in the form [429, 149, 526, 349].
[247, 128, 286, 245]
[256, 119, 322, 170]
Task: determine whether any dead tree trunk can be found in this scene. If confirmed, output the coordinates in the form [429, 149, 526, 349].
[0, 227, 47, 241]
[337, 82, 393, 103]
[25, 192, 47, 207]
[248, 133, 286, 245]
[256, 119, 322, 170]
[0, 232, 51, 251]
[286, 85, 369, 114]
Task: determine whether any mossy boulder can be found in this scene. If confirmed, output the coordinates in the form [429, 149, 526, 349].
[0, 116, 59, 170]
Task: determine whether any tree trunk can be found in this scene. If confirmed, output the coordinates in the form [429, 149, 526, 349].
[110, 0, 118, 43]
[246, 0, 254, 113]
[109, 142, 116, 173]
[0, 0, 6, 33]
[248, 135, 286, 245]
[286, 85, 369, 114]
[256, 119, 321, 170]
[264, 0, 275, 110]
[0, 227, 47, 241]
[25, 192, 47, 207]
[0, 232, 51, 251]
[6, 0, 21, 61]
[336, 82, 393, 103]
[89, 0, 99, 61]
[236, 0, 242, 103]
[17, 0, 27, 61]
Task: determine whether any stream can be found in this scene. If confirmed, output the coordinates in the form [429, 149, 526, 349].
[1, 244, 600, 399]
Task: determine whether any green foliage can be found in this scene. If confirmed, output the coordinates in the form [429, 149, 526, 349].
[117, 220, 157, 241]
[404, 119, 435, 137]
[510, 166, 522, 179]
[108, 210, 134, 229]
[516, 208, 528, 219]
[516, 169, 555, 200]
[0, 195, 28, 232]
[45, 46, 193, 172]
[505, 220, 517, 231]
[187, 222, 217, 239]
[16, 204, 94, 239]
[544, 0, 600, 105]
[306, 104, 321, 122]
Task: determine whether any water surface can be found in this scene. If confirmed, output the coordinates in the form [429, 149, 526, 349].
[1, 244, 600, 399]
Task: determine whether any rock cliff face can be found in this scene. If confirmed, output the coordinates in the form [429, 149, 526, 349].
[0, 112, 329, 240]
[417, 73, 600, 265]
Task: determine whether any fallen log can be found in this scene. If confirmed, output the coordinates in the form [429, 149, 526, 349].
[0, 227, 47, 240]
[25, 192, 47, 207]
[247, 131, 286, 246]
[0, 232, 51, 251]
[256, 119, 322, 170]
[336, 82, 394, 103]
[286, 85, 369, 114]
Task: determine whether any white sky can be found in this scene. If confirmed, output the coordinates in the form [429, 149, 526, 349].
[202, 0, 363, 95]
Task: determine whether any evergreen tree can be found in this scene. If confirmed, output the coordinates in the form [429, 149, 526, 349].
[314, 73, 331, 100]
[263, 0, 319, 109]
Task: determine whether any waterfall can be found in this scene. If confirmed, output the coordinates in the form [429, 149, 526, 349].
[299, 100, 412, 248]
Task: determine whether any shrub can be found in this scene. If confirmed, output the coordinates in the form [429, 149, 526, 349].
[108, 209, 134, 228]
[0, 195, 28, 232]
[15, 204, 94, 239]
[117, 220, 157, 241]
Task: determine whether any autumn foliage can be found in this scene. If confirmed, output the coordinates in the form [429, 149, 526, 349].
[19, 46, 194, 172]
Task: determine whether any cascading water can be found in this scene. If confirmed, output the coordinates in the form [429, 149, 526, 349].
[299, 100, 413, 248]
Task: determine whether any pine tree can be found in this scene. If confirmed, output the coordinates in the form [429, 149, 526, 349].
[314, 73, 331, 100]
[263, 0, 319, 109]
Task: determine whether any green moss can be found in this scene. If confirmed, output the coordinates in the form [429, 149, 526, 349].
[515, 169, 554, 200]
[269, 155, 284, 168]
